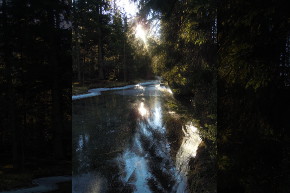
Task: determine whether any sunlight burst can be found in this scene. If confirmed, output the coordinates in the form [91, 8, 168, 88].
[135, 24, 147, 43]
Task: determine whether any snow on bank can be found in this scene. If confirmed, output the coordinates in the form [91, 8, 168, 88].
[0, 176, 71, 193]
[72, 80, 160, 100]
[72, 92, 100, 100]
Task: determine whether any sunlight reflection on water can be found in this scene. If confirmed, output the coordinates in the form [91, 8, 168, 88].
[174, 123, 202, 193]
[73, 82, 203, 193]
[138, 102, 148, 117]
[117, 96, 202, 193]
[155, 84, 173, 94]
[178, 125, 201, 164]
[135, 84, 145, 90]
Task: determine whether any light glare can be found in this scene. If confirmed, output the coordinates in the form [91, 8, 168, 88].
[138, 102, 148, 117]
[135, 24, 147, 43]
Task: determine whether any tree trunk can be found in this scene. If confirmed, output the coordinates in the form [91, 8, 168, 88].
[77, 36, 81, 82]
[2, 0, 22, 170]
[123, 16, 128, 82]
[123, 39, 127, 82]
[97, 3, 104, 80]
[48, 8, 64, 160]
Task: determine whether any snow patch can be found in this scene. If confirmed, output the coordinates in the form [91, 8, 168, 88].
[0, 176, 71, 193]
[72, 92, 100, 100]
[72, 80, 160, 100]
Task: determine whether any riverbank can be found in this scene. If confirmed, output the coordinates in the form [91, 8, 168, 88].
[0, 176, 71, 193]
[0, 161, 71, 192]
[45, 181, 71, 193]
[163, 91, 216, 193]
[188, 143, 216, 193]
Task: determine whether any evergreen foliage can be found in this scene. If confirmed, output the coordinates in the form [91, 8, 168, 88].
[72, 0, 153, 84]
[0, 0, 71, 184]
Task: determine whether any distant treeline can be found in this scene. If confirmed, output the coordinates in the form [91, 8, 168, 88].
[72, 0, 153, 84]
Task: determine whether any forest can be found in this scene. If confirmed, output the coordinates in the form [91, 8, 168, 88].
[72, 0, 154, 90]
[0, 0, 71, 190]
[1, 0, 290, 192]
[218, 0, 290, 192]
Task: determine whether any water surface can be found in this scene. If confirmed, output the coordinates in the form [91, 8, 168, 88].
[72, 82, 202, 193]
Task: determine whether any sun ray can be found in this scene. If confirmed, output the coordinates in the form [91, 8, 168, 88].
[135, 24, 147, 44]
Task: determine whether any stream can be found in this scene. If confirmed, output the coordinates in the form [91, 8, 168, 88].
[72, 81, 202, 193]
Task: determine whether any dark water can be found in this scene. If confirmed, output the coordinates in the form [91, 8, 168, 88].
[72, 83, 201, 193]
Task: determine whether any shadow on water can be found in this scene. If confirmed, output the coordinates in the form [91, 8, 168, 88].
[72, 83, 202, 193]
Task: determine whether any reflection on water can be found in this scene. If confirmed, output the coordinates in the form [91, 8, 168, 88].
[72, 83, 202, 193]
[138, 102, 148, 117]
[175, 124, 202, 193]
[135, 84, 145, 90]
[155, 84, 173, 94]
[73, 173, 106, 193]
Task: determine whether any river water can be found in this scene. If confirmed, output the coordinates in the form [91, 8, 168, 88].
[72, 81, 202, 193]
